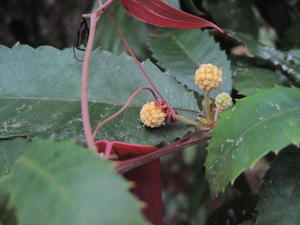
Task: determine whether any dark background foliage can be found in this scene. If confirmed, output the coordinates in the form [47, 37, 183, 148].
[1, 1, 300, 225]
[0, 0, 94, 48]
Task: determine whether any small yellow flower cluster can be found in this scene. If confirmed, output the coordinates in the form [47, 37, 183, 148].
[194, 64, 222, 91]
[215, 92, 233, 111]
[140, 102, 166, 128]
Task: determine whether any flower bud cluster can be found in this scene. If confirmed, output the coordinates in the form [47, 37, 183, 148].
[215, 92, 233, 111]
[140, 102, 166, 128]
[194, 64, 222, 91]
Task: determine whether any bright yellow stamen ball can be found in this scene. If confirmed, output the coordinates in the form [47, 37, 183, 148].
[194, 64, 223, 91]
[215, 92, 233, 111]
[140, 102, 167, 128]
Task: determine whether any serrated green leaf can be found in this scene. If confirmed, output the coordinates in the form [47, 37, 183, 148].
[0, 45, 197, 110]
[0, 139, 28, 177]
[256, 149, 300, 225]
[148, 29, 232, 97]
[5, 139, 147, 225]
[0, 45, 198, 144]
[233, 32, 300, 84]
[205, 86, 300, 196]
[0, 99, 193, 145]
[234, 67, 281, 96]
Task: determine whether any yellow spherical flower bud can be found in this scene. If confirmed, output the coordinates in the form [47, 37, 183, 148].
[140, 102, 167, 128]
[194, 64, 222, 91]
[215, 92, 233, 111]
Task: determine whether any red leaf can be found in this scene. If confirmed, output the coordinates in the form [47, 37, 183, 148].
[96, 140, 163, 225]
[120, 0, 222, 32]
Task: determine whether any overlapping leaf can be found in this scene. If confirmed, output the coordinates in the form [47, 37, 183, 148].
[233, 67, 281, 96]
[148, 29, 232, 97]
[233, 32, 300, 85]
[0, 44, 198, 145]
[256, 149, 300, 225]
[205, 86, 300, 196]
[4, 139, 147, 225]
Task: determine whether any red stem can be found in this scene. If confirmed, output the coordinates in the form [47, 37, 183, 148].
[105, 11, 167, 103]
[115, 133, 211, 174]
[92, 87, 158, 139]
[80, 0, 116, 150]
[81, 13, 99, 150]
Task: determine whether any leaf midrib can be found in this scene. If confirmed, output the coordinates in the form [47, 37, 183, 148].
[0, 96, 197, 113]
[169, 33, 198, 66]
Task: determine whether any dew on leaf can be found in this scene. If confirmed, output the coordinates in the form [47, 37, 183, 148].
[287, 54, 293, 61]
[281, 65, 288, 71]
[235, 137, 243, 146]
[274, 104, 280, 110]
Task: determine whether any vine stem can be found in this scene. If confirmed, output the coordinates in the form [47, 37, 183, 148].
[81, 13, 98, 150]
[81, 0, 116, 150]
[92, 87, 158, 139]
[115, 132, 211, 174]
[105, 11, 167, 103]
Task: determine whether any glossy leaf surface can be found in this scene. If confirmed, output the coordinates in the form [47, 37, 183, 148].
[205, 86, 300, 196]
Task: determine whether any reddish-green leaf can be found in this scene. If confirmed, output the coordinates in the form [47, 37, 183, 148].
[120, 0, 222, 31]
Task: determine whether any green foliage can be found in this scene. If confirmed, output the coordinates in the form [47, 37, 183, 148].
[0, 139, 28, 177]
[203, 0, 258, 38]
[256, 148, 300, 225]
[234, 66, 281, 96]
[1, 0, 300, 224]
[0, 44, 197, 145]
[205, 86, 300, 196]
[233, 32, 300, 85]
[148, 29, 232, 97]
[3, 138, 147, 225]
[94, 1, 150, 59]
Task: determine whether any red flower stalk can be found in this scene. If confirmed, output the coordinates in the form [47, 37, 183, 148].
[96, 140, 163, 225]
